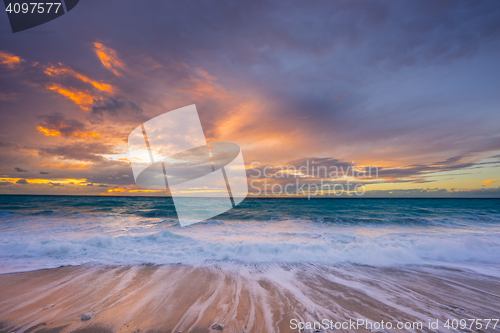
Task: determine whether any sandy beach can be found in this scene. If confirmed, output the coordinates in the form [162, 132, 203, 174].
[1, 263, 499, 333]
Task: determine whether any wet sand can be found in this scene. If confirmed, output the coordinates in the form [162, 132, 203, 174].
[0, 264, 499, 332]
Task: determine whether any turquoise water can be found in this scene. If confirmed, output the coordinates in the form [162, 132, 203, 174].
[0, 195, 499, 274]
[1, 195, 499, 222]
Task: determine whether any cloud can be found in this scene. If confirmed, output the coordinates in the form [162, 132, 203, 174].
[16, 179, 28, 184]
[46, 84, 100, 110]
[247, 155, 481, 185]
[37, 114, 102, 138]
[107, 187, 126, 192]
[38, 142, 115, 162]
[0, 51, 23, 69]
[482, 179, 499, 185]
[44, 64, 116, 94]
[431, 156, 464, 166]
[93, 42, 125, 76]
[14, 167, 28, 172]
[91, 98, 144, 121]
[39, 171, 51, 175]
[363, 187, 500, 198]
[0, 51, 117, 111]
[0, 92, 16, 101]
[376, 162, 476, 180]
[41, 62, 116, 110]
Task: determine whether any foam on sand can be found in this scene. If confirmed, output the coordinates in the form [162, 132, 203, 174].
[0, 263, 499, 333]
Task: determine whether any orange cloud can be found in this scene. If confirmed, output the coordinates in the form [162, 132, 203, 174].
[44, 64, 116, 94]
[65, 178, 87, 184]
[107, 187, 127, 192]
[0, 51, 23, 68]
[46, 84, 99, 110]
[94, 42, 124, 76]
[481, 179, 499, 185]
[37, 125, 102, 138]
[43, 63, 117, 110]
[0, 177, 87, 185]
[37, 126, 61, 136]
[76, 131, 103, 138]
[100, 187, 167, 195]
[129, 189, 165, 192]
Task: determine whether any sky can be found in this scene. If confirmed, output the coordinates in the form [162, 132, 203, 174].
[0, 0, 499, 197]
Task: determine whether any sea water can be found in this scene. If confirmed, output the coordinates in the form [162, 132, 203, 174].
[0, 195, 499, 275]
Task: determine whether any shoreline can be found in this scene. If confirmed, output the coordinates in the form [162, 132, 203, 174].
[1, 263, 499, 333]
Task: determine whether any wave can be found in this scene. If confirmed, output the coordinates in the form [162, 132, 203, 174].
[135, 209, 176, 218]
[1, 221, 499, 274]
[1, 197, 499, 274]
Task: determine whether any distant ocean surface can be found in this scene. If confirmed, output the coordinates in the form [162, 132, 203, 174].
[0, 195, 499, 275]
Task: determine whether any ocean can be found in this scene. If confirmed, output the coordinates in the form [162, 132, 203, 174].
[1, 195, 499, 275]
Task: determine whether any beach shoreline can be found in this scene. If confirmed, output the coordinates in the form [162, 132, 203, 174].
[1, 263, 499, 333]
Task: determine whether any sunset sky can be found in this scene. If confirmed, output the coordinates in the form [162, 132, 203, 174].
[0, 0, 499, 197]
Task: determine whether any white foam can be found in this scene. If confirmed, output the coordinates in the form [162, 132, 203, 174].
[0, 213, 500, 274]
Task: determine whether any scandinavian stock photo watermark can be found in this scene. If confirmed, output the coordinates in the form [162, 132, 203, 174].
[248, 160, 379, 198]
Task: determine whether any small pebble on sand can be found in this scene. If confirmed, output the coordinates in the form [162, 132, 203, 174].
[81, 313, 92, 321]
[210, 323, 224, 330]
